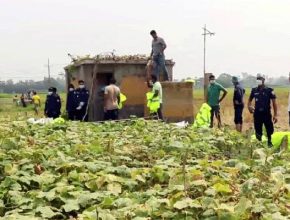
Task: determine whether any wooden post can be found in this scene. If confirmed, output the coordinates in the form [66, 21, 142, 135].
[204, 73, 212, 102]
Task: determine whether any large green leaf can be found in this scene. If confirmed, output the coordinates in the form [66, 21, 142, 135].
[36, 206, 58, 218]
[62, 200, 80, 212]
[213, 183, 232, 194]
[107, 182, 122, 195]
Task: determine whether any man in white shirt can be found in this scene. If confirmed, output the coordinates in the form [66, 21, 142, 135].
[151, 74, 163, 120]
[150, 30, 169, 81]
[104, 78, 120, 120]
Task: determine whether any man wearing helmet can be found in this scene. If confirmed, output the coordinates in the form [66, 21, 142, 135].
[248, 74, 278, 147]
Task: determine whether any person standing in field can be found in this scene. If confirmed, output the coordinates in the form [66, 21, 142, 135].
[44, 87, 61, 119]
[20, 93, 27, 107]
[207, 75, 228, 128]
[66, 84, 77, 120]
[149, 74, 163, 120]
[232, 76, 245, 132]
[32, 91, 41, 116]
[75, 80, 89, 121]
[150, 30, 169, 81]
[248, 74, 278, 147]
[104, 78, 120, 121]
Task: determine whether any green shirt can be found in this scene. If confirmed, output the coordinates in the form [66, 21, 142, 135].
[207, 82, 226, 107]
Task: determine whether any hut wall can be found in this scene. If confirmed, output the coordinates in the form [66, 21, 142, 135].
[65, 62, 174, 121]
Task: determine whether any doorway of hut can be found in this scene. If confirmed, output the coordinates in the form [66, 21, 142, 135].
[92, 72, 113, 121]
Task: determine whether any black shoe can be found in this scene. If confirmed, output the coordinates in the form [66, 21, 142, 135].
[267, 142, 273, 148]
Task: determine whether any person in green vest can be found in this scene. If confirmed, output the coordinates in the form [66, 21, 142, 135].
[207, 75, 228, 128]
[147, 74, 163, 120]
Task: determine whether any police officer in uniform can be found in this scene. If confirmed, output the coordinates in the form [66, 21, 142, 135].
[44, 87, 61, 119]
[248, 74, 278, 147]
[66, 84, 77, 120]
[75, 80, 89, 121]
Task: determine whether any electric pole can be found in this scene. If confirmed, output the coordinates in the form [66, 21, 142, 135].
[47, 58, 51, 86]
[44, 58, 51, 87]
[202, 24, 215, 101]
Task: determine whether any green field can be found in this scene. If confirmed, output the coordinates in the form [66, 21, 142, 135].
[0, 93, 66, 117]
[0, 90, 289, 219]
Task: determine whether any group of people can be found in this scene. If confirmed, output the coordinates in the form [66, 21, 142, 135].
[66, 78, 122, 121]
[13, 91, 41, 115]
[208, 74, 278, 147]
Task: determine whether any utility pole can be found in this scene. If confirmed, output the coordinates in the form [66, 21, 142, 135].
[202, 24, 215, 101]
[44, 58, 51, 87]
[47, 58, 51, 86]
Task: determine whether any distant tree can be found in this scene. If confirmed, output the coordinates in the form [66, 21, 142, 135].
[216, 73, 233, 88]
[240, 75, 256, 88]
[2, 77, 65, 93]
[241, 72, 248, 79]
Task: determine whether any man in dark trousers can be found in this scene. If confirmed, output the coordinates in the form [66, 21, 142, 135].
[44, 87, 61, 119]
[248, 74, 278, 147]
[232, 76, 245, 132]
[75, 80, 89, 121]
[104, 78, 120, 121]
[66, 84, 77, 120]
[150, 30, 169, 81]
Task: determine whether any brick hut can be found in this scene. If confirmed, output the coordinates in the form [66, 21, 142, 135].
[64, 55, 194, 122]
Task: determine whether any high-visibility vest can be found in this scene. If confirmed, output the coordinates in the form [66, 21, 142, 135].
[118, 93, 127, 109]
[251, 132, 290, 150]
[146, 92, 160, 113]
[193, 103, 212, 128]
[52, 117, 65, 124]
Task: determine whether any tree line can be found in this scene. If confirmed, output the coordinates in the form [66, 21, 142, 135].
[188, 73, 290, 89]
[0, 77, 65, 94]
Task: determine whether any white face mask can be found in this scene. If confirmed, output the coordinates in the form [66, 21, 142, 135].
[69, 88, 74, 92]
[209, 80, 215, 84]
[48, 91, 53, 95]
[79, 85, 85, 89]
[256, 79, 263, 86]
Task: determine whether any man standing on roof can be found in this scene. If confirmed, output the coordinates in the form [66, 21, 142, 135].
[232, 76, 245, 132]
[207, 75, 228, 128]
[248, 74, 278, 147]
[150, 30, 169, 81]
[75, 80, 89, 121]
[104, 78, 120, 121]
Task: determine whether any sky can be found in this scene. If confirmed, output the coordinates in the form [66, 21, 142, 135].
[0, 0, 290, 81]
